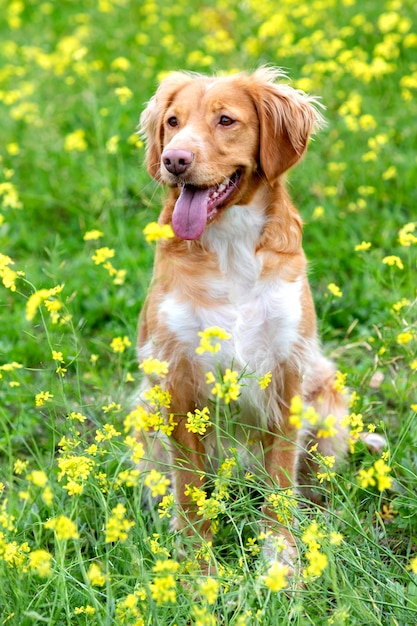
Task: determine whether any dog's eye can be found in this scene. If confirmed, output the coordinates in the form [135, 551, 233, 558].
[219, 115, 235, 126]
[167, 116, 178, 128]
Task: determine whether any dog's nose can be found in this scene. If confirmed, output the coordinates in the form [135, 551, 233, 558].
[162, 149, 194, 175]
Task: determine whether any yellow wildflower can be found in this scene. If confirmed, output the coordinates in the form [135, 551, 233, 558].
[87, 563, 107, 586]
[13, 459, 28, 475]
[408, 556, 417, 574]
[304, 548, 328, 579]
[26, 284, 64, 321]
[95, 423, 121, 442]
[35, 391, 54, 407]
[397, 331, 413, 345]
[259, 371, 272, 389]
[27, 470, 48, 487]
[143, 222, 175, 243]
[45, 515, 79, 540]
[382, 255, 404, 270]
[198, 577, 219, 604]
[355, 241, 372, 251]
[264, 561, 289, 592]
[211, 368, 240, 404]
[83, 229, 103, 241]
[186, 407, 211, 434]
[144, 469, 170, 497]
[92, 246, 115, 265]
[139, 357, 169, 378]
[115, 86, 133, 104]
[398, 222, 417, 247]
[110, 335, 131, 353]
[105, 504, 134, 543]
[327, 282, 343, 298]
[196, 326, 231, 355]
[64, 129, 87, 152]
[28, 549, 53, 577]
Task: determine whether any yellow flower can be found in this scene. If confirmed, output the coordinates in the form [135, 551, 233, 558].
[263, 561, 289, 592]
[143, 385, 172, 409]
[186, 407, 211, 434]
[13, 459, 28, 475]
[105, 504, 134, 543]
[190, 606, 217, 626]
[26, 284, 64, 321]
[143, 222, 175, 243]
[45, 515, 79, 540]
[158, 493, 175, 519]
[74, 606, 96, 616]
[111, 57, 131, 71]
[92, 246, 115, 265]
[398, 222, 417, 247]
[382, 255, 404, 270]
[355, 241, 372, 251]
[27, 470, 48, 487]
[35, 391, 54, 407]
[303, 548, 328, 579]
[358, 458, 392, 491]
[196, 326, 231, 355]
[106, 135, 119, 154]
[198, 577, 219, 604]
[83, 229, 104, 241]
[333, 370, 347, 393]
[28, 549, 53, 577]
[357, 467, 376, 489]
[110, 335, 131, 353]
[69, 411, 87, 423]
[95, 423, 121, 442]
[259, 371, 272, 389]
[64, 129, 88, 152]
[115, 86, 133, 104]
[408, 556, 417, 574]
[139, 357, 169, 378]
[327, 282, 343, 298]
[42, 486, 54, 507]
[267, 489, 296, 524]
[312, 205, 325, 219]
[144, 469, 170, 497]
[87, 563, 107, 586]
[397, 331, 413, 345]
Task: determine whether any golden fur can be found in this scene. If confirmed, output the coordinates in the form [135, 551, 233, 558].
[136, 67, 351, 563]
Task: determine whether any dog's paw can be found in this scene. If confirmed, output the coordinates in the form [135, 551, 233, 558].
[359, 432, 387, 455]
[261, 533, 298, 576]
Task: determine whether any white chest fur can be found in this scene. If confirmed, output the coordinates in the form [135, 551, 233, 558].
[157, 204, 303, 376]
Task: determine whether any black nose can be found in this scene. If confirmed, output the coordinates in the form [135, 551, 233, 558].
[162, 149, 194, 175]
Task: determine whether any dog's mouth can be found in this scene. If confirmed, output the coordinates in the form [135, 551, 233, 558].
[172, 170, 242, 240]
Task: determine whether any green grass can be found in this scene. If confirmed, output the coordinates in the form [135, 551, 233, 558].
[1, 0, 417, 624]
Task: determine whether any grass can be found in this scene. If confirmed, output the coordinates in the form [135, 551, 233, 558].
[0, 0, 417, 624]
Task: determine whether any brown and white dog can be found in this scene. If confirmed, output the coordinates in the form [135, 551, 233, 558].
[136, 67, 350, 562]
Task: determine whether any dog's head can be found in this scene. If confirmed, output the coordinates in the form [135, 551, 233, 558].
[139, 67, 324, 240]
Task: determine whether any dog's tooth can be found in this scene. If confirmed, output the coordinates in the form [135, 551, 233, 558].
[212, 192, 219, 198]
[218, 184, 226, 192]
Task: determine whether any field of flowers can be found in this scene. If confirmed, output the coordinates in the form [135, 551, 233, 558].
[0, 0, 416, 624]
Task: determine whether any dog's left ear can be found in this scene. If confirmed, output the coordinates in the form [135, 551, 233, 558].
[251, 68, 325, 181]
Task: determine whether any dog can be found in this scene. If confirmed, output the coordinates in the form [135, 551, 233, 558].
[136, 67, 351, 565]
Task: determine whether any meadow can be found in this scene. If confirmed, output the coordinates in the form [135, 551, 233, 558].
[0, 0, 416, 624]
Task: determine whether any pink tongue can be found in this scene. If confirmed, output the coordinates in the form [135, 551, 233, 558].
[172, 185, 210, 240]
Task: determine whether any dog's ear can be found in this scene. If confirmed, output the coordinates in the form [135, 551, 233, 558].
[139, 72, 194, 180]
[251, 68, 325, 181]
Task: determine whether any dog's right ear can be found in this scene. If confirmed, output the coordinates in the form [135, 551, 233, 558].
[139, 72, 194, 181]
